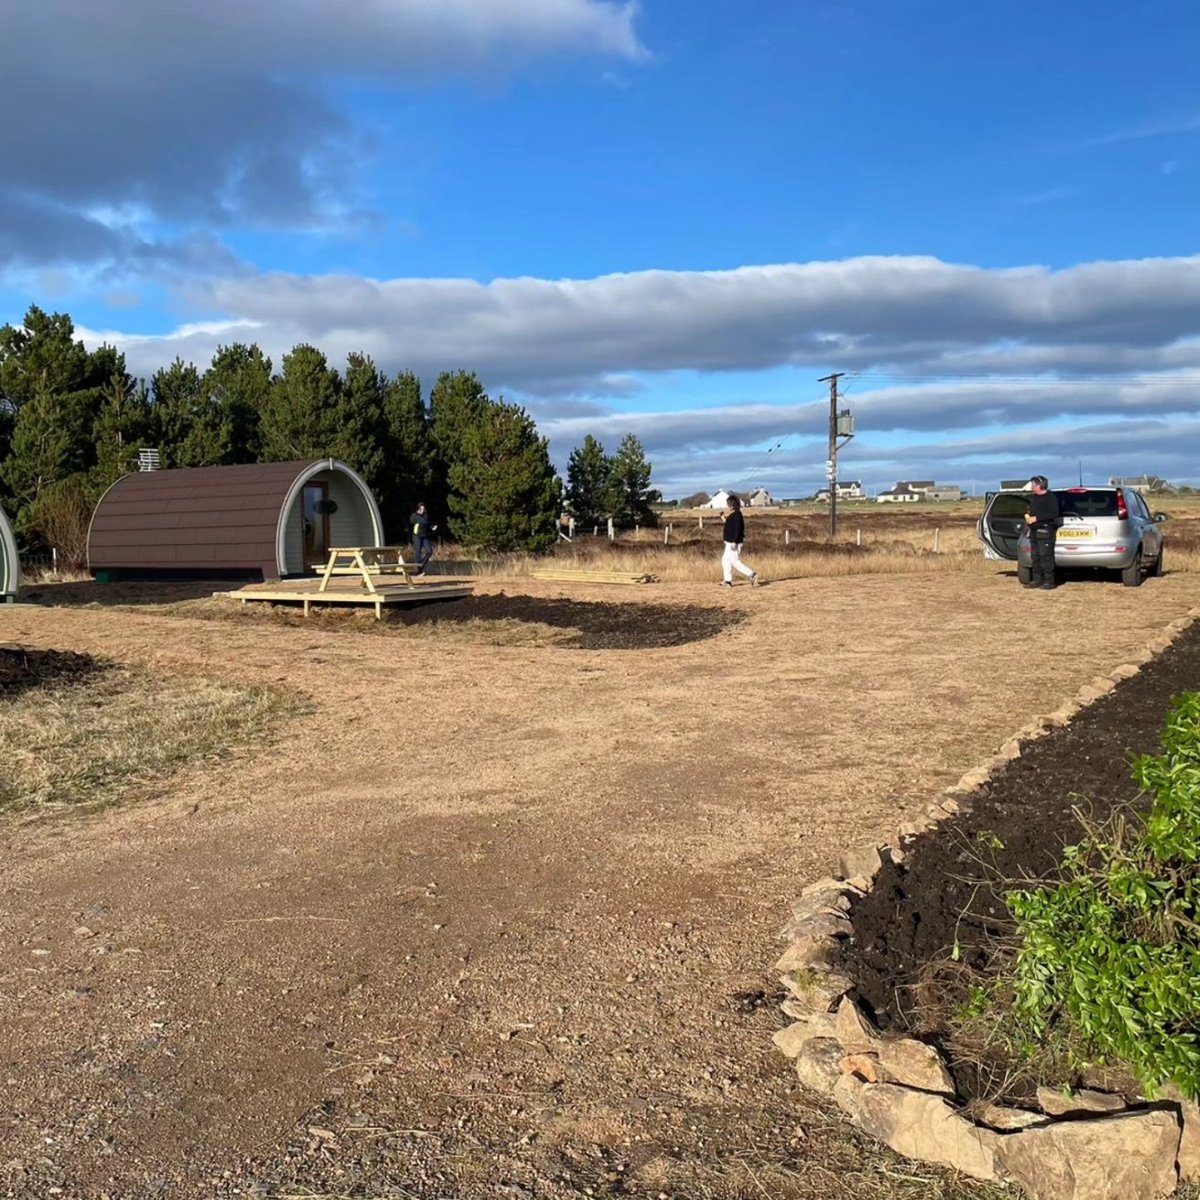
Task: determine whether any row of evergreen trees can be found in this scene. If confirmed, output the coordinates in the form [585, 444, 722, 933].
[0, 306, 657, 563]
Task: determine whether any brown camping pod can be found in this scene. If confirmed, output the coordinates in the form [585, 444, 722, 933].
[87, 459, 384, 582]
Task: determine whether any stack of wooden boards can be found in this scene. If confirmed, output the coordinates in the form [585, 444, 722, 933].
[531, 567, 658, 586]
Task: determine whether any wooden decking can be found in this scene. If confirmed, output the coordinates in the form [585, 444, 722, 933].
[223, 576, 473, 619]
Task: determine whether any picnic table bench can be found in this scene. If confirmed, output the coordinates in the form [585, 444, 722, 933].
[318, 546, 422, 593]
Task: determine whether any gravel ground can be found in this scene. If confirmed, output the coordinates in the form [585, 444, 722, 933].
[0, 570, 1195, 1199]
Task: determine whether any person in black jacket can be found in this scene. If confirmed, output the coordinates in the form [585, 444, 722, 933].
[408, 502, 437, 575]
[721, 494, 758, 587]
[1025, 475, 1061, 590]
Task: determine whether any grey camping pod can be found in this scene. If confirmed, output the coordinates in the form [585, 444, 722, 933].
[0, 504, 17, 601]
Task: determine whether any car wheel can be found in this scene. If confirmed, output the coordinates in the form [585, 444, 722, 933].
[1152, 548, 1164, 577]
[1122, 553, 1144, 588]
[1017, 564, 1032, 585]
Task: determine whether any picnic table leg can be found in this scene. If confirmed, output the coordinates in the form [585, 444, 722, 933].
[354, 551, 379, 594]
[318, 550, 337, 593]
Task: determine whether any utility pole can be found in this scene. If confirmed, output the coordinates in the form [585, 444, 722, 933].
[819, 372, 854, 537]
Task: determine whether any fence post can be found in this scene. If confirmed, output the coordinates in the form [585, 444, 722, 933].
[664, 525, 670, 545]
[52, 547, 58, 574]
[593, 524, 598, 538]
[699, 516, 704, 530]
[785, 529, 790, 546]
[934, 527, 941, 553]
[607, 517, 615, 541]
[568, 517, 576, 540]
[856, 528, 861, 546]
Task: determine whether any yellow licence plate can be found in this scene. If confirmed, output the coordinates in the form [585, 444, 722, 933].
[1058, 528, 1095, 539]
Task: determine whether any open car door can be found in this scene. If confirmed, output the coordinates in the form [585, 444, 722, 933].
[977, 490, 1030, 561]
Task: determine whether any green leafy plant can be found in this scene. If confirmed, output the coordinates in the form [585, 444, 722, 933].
[1008, 692, 1200, 1099]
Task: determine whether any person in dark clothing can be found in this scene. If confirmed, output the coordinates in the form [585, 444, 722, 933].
[408, 502, 437, 574]
[720, 494, 758, 586]
[1025, 475, 1061, 589]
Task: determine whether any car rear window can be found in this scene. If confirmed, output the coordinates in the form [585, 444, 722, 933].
[1056, 490, 1119, 518]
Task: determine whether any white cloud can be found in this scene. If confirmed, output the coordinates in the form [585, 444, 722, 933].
[72, 252, 1200, 494]
[0, 0, 644, 265]
[87, 251, 1200, 391]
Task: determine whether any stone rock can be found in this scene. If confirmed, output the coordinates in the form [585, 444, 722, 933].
[776, 937, 838, 974]
[794, 1037, 845, 1095]
[1036, 1086, 1126, 1117]
[1110, 663, 1140, 680]
[840, 1052, 882, 1082]
[998, 738, 1022, 760]
[898, 814, 938, 841]
[782, 909, 853, 944]
[833, 1074, 999, 1181]
[956, 767, 992, 792]
[834, 997, 878, 1054]
[876, 1037, 955, 1096]
[780, 968, 850, 1017]
[938, 795, 962, 815]
[772, 1012, 839, 1059]
[995, 1107, 1181, 1200]
[975, 1103, 1047, 1131]
[1178, 1098, 1200, 1182]
[837, 844, 883, 887]
[799, 876, 847, 899]
[789, 887, 853, 921]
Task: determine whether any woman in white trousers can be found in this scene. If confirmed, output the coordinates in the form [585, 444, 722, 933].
[721, 494, 758, 586]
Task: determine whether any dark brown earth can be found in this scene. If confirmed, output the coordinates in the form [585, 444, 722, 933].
[0, 645, 105, 696]
[841, 620, 1200, 1098]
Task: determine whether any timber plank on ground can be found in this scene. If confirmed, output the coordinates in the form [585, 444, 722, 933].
[531, 569, 658, 585]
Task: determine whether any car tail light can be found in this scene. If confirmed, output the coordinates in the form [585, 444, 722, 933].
[1117, 490, 1129, 521]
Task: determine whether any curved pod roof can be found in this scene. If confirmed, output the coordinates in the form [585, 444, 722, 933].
[88, 459, 384, 578]
[0, 504, 17, 598]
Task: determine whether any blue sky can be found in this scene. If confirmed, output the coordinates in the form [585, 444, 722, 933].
[1, 0, 1198, 497]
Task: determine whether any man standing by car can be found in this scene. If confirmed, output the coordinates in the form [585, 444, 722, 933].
[1025, 475, 1061, 590]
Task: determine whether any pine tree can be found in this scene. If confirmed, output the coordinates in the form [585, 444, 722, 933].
[429, 370, 491, 527]
[0, 306, 98, 412]
[333, 353, 388, 485]
[564, 434, 613, 524]
[202, 343, 271, 463]
[448, 399, 560, 552]
[608, 433, 657, 528]
[1, 375, 75, 516]
[94, 373, 151, 487]
[151, 359, 216, 467]
[379, 371, 437, 541]
[259, 344, 342, 461]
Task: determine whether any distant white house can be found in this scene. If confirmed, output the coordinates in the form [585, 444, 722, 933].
[701, 490, 734, 509]
[1109, 475, 1172, 494]
[745, 487, 774, 507]
[877, 480, 961, 502]
[815, 480, 864, 503]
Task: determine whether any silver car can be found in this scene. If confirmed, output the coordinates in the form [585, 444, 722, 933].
[978, 486, 1167, 587]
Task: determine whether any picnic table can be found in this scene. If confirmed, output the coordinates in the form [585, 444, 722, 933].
[317, 546, 423, 593]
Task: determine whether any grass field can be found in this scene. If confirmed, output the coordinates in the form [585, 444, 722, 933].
[476, 495, 1200, 583]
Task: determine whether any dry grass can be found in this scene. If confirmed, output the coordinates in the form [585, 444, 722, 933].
[473, 496, 1200, 583]
[150, 598, 579, 647]
[0, 667, 308, 817]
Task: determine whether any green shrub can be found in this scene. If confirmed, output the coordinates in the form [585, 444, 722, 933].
[1008, 691, 1200, 1100]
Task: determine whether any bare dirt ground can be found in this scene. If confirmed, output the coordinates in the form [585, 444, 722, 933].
[1, 569, 1197, 1200]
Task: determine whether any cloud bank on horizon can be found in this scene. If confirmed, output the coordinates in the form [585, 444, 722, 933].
[3, 0, 1199, 497]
